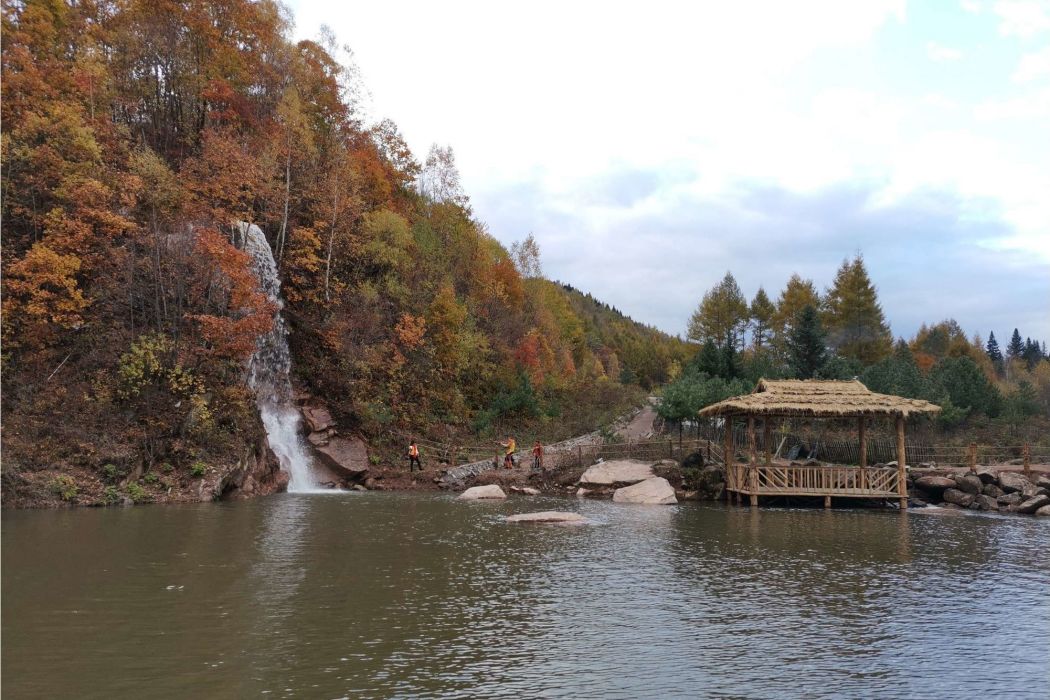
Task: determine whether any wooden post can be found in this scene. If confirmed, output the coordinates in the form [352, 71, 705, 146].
[1023, 443, 1031, 478]
[824, 495, 831, 509]
[724, 416, 735, 499]
[763, 419, 772, 467]
[747, 414, 758, 506]
[858, 415, 867, 491]
[968, 443, 977, 473]
[896, 416, 908, 510]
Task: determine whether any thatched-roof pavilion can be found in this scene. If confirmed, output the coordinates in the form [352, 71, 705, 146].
[702, 379, 941, 509]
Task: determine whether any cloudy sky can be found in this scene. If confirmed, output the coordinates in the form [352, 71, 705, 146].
[288, 0, 1050, 343]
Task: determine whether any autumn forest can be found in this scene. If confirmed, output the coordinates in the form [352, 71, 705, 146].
[2, 0, 1047, 507]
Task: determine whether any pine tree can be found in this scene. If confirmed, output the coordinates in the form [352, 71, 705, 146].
[1023, 338, 1041, 370]
[687, 271, 749, 350]
[787, 305, 828, 379]
[749, 287, 775, 351]
[822, 255, 892, 365]
[1006, 328, 1024, 359]
[985, 331, 1004, 375]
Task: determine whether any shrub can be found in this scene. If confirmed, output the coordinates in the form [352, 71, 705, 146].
[144, 473, 161, 486]
[49, 475, 78, 502]
[102, 486, 121, 506]
[190, 462, 207, 478]
[125, 482, 148, 503]
[101, 463, 124, 483]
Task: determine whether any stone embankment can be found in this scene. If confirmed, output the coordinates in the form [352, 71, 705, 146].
[910, 468, 1050, 516]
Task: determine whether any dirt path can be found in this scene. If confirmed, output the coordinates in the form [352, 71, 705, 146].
[616, 397, 659, 441]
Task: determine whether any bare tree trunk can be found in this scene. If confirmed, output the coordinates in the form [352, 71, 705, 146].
[324, 179, 341, 303]
[276, 151, 291, 262]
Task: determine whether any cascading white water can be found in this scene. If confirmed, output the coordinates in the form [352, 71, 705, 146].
[240, 221, 317, 492]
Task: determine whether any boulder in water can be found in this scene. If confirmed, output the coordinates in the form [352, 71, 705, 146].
[521, 487, 541, 496]
[1035, 504, 1050, 516]
[972, 494, 999, 511]
[612, 477, 677, 505]
[982, 483, 1004, 499]
[579, 460, 654, 486]
[942, 488, 974, 508]
[505, 511, 586, 524]
[458, 484, 506, 500]
[997, 492, 1023, 507]
[1016, 494, 1050, 514]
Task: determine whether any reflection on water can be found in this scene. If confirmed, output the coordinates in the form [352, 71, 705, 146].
[3, 494, 1049, 698]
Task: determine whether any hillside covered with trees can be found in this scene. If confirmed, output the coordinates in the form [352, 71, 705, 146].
[659, 257, 1050, 442]
[0, 0, 691, 505]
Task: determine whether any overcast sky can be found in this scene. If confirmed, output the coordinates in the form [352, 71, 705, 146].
[288, 0, 1050, 343]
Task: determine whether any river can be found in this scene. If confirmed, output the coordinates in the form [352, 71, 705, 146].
[3, 493, 1048, 698]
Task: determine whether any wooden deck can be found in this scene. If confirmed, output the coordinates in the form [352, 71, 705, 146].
[726, 462, 901, 501]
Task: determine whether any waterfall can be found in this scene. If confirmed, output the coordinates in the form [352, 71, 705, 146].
[240, 221, 317, 492]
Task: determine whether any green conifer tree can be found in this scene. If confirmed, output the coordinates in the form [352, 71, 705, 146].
[1006, 328, 1024, 359]
[985, 331, 1004, 375]
[787, 305, 828, 379]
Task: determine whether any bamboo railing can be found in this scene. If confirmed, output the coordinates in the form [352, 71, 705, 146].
[726, 463, 900, 497]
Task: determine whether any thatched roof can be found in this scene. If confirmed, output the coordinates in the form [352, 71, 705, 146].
[697, 379, 942, 419]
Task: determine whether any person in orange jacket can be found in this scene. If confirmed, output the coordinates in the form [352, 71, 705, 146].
[408, 441, 422, 472]
[499, 435, 517, 469]
[531, 441, 544, 472]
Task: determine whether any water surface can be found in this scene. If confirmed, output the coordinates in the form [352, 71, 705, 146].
[3, 493, 1048, 698]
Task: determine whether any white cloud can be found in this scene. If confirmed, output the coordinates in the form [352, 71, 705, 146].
[961, 0, 983, 13]
[994, 0, 1050, 37]
[1013, 45, 1050, 80]
[927, 41, 964, 61]
[285, 0, 1050, 337]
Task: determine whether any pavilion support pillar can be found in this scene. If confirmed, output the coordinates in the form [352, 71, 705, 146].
[763, 419, 772, 467]
[747, 415, 758, 507]
[895, 415, 908, 510]
[723, 416, 734, 499]
[824, 495, 831, 509]
[858, 415, 868, 490]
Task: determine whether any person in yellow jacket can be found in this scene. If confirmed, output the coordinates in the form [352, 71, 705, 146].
[407, 441, 422, 472]
[499, 435, 517, 469]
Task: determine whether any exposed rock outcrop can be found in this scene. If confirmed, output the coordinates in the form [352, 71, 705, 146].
[313, 436, 369, 481]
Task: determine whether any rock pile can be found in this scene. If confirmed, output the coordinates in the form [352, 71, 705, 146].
[910, 469, 1050, 515]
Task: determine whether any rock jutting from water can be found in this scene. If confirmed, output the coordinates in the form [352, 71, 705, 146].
[909, 468, 1050, 515]
[612, 477, 678, 505]
[458, 485, 507, 500]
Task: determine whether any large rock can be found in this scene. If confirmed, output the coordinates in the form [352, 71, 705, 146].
[954, 474, 983, 495]
[915, 476, 955, 494]
[975, 466, 999, 484]
[942, 488, 974, 508]
[1037, 475, 1050, 489]
[579, 460, 654, 486]
[1035, 505, 1050, 517]
[998, 472, 1032, 494]
[998, 492, 1023, 507]
[313, 436, 369, 479]
[301, 404, 334, 432]
[612, 477, 677, 505]
[458, 484, 507, 500]
[506, 511, 586, 524]
[1015, 494, 1050, 514]
[972, 494, 999, 511]
[982, 483, 1004, 499]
